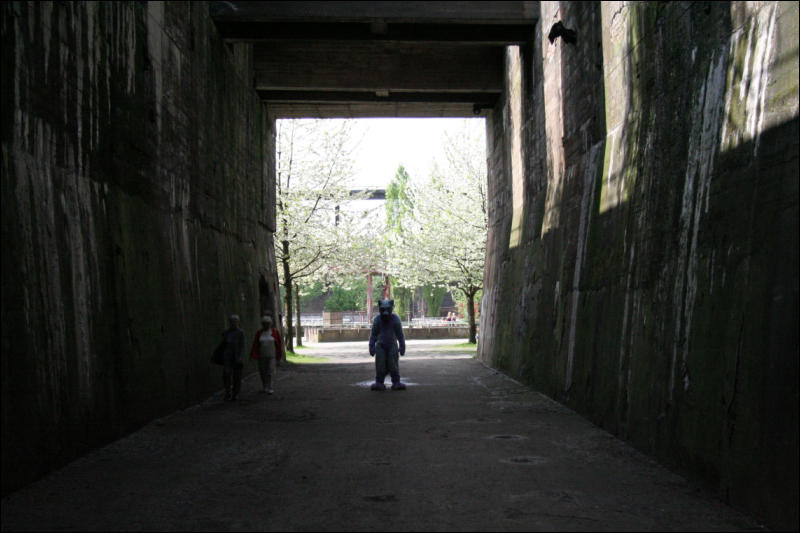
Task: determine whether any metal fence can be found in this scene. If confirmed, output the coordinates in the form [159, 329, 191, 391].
[290, 314, 467, 329]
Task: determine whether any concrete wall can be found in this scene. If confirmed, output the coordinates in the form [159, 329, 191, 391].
[1, 2, 280, 495]
[480, 1, 798, 529]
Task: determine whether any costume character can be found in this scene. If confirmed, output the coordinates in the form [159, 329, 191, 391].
[368, 299, 406, 390]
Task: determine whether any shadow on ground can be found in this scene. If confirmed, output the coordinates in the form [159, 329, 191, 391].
[1, 340, 762, 531]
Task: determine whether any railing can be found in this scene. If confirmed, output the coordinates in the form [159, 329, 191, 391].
[410, 317, 466, 327]
[290, 314, 468, 329]
[297, 315, 324, 327]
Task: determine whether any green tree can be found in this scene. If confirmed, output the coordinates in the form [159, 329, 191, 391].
[385, 165, 416, 319]
[389, 120, 486, 343]
[386, 165, 413, 234]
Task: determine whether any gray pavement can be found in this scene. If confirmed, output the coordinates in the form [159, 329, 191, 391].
[1, 340, 764, 531]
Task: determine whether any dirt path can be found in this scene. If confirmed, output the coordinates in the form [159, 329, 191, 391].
[1, 340, 762, 531]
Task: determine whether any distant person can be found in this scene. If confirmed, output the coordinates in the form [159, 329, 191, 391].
[369, 299, 406, 391]
[250, 315, 284, 394]
[220, 314, 246, 401]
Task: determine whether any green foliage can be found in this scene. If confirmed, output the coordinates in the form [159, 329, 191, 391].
[322, 277, 383, 312]
[298, 280, 326, 308]
[422, 285, 448, 317]
[385, 167, 417, 313]
[386, 165, 413, 235]
[392, 283, 413, 318]
[324, 284, 365, 311]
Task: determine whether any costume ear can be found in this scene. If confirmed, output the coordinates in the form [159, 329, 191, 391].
[388, 299, 394, 307]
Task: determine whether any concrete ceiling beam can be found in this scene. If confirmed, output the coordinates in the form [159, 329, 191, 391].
[210, 1, 538, 25]
[213, 21, 534, 44]
[267, 102, 489, 119]
[253, 42, 504, 93]
[258, 90, 499, 105]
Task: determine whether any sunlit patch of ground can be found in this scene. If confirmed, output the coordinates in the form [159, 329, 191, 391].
[350, 379, 421, 388]
[285, 350, 330, 364]
[429, 341, 477, 351]
[288, 338, 475, 364]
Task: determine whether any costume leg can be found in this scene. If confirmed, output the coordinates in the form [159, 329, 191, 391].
[388, 349, 401, 384]
[388, 349, 406, 389]
[371, 345, 388, 390]
[375, 345, 388, 383]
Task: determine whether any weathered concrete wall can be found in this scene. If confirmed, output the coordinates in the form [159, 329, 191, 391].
[1, 2, 280, 494]
[480, 1, 798, 529]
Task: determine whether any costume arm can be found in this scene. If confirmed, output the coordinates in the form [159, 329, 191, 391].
[368, 317, 378, 355]
[394, 315, 406, 355]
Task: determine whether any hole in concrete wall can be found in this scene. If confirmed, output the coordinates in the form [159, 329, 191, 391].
[548, 21, 577, 45]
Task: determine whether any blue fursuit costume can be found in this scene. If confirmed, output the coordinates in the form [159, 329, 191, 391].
[369, 299, 406, 390]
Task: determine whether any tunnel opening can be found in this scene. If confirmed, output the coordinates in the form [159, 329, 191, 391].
[273, 117, 488, 352]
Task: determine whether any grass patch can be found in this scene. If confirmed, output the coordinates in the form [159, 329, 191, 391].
[431, 342, 478, 351]
[285, 350, 329, 364]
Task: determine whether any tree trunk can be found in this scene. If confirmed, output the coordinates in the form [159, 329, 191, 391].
[366, 272, 373, 317]
[466, 288, 477, 344]
[282, 240, 294, 353]
[383, 274, 391, 299]
[295, 283, 302, 347]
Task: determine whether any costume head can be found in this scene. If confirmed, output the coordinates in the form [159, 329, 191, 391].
[378, 299, 394, 320]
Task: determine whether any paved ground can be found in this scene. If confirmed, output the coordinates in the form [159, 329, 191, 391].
[1, 339, 765, 531]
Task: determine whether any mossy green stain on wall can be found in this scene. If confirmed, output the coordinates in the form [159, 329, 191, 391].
[481, 1, 797, 529]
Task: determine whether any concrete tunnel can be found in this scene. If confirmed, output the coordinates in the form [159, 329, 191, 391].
[1, 1, 797, 529]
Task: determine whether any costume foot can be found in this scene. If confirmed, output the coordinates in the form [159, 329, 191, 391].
[391, 382, 407, 390]
[370, 382, 386, 391]
[267, 389, 274, 395]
